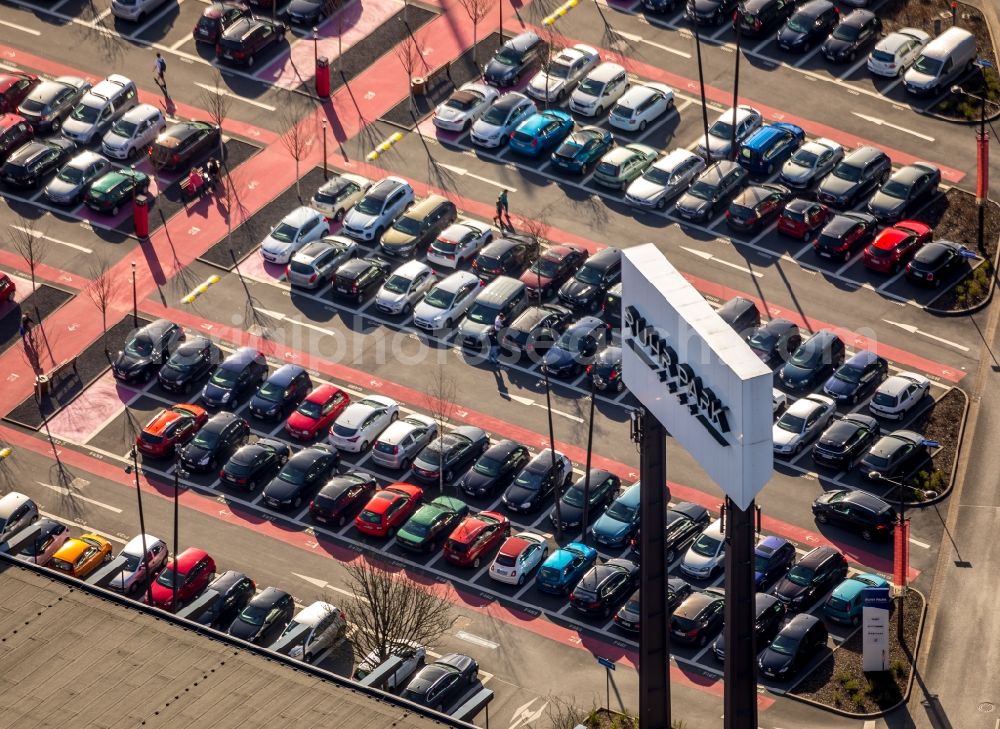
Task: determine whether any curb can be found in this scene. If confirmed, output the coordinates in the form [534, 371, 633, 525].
[915, 387, 970, 507]
[783, 589, 928, 720]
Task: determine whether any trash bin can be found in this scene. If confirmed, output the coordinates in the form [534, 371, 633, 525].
[134, 194, 149, 238]
[316, 56, 331, 99]
[34, 374, 49, 399]
[411, 76, 427, 97]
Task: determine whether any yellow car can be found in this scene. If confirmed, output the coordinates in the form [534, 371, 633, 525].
[50, 533, 114, 578]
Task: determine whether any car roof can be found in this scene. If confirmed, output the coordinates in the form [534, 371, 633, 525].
[122, 533, 163, 556]
[252, 586, 289, 605]
[615, 481, 641, 506]
[265, 363, 306, 386]
[878, 372, 928, 395]
[840, 8, 877, 25]
[656, 148, 700, 171]
[436, 270, 480, 292]
[173, 547, 210, 569]
[281, 206, 320, 226]
[210, 569, 249, 593]
[0, 492, 32, 518]
[203, 410, 241, 431]
[294, 600, 339, 626]
[842, 349, 879, 368]
[839, 489, 892, 513]
[843, 145, 885, 166]
[756, 535, 789, 554]
[222, 346, 263, 369]
[676, 590, 721, 617]
[795, 0, 835, 16]
[492, 92, 531, 111]
[505, 31, 541, 51]
[799, 546, 839, 568]
[783, 612, 821, 638]
[121, 103, 161, 123]
[755, 317, 796, 337]
[786, 394, 833, 417]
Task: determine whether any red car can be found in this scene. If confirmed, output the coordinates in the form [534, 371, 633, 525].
[193, 2, 250, 44]
[443, 511, 510, 568]
[0, 72, 39, 115]
[285, 384, 350, 440]
[862, 220, 932, 274]
[0, 113, 33, 165]
[147, 547, 216, 611]
[519, 244, 588, 301]
[136, 403, 208, 458]
[354, 482, 424, 538]
[777, 199, 830, 240]
[0, 272, 14, 305]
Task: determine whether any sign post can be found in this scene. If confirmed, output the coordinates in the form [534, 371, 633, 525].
[863, 587, 891, 672]
[596, 656, 616, 711]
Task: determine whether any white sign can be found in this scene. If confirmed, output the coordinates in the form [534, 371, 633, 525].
[862, 587, 891, 672]
[621, 244, 773, 509]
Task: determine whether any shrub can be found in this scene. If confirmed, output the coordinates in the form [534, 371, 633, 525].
[835, 670, 853, 686]
[890, 659, 908, 680]
[843, 678, 861, 693]
[853, 694, 869, 711]
[830, 688, 843, 707]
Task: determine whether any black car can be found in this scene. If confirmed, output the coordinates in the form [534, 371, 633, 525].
[589, 345, 624, 393]
[284, 0, 337, 25]
[822, 349, 888, 405]
[812, 489, 896, 541]
[16, 76, 90, 133]
[150, 121, 222, 172]
[905, 240, 967, 287]
[411, 425, 490, 484]
[641, 0, 679, 13]
[812, 211, 878, 262]
[811, 413, 880, 470]
[685, 0, 738, 25]
[558, 247, 621, 313]
[220, 437, 291, 490]
[196, 570, 256, 629]
[458, 439, 532, 498]
[770, 546, 848, 611]
[332, 257, 390, 303]
[866, 162, 940, 223]
[674, 160, 747, 222]
[400, 653, 479, 711]
[503, 449, 572, 513]
[629, 509, 703, 563]
[179, 411, 251, 472]
[717, 296, 761, 339]
[484, 31, 545, 87]
[201, 346, 268, 409]
[726, 184, 790, 232]
[194, 3, 251, 45]
[501, 303, 574, 360]
[472, 235, 540, 282]
[822, 9, 882, 63]
[2, 138, 74, 189]
[542, 316, 608, 378]
[670, 589, 725, 647]
[112, 318, 185, 383]
[262, 444, 340, 510]
[216, 16, 286, 66]
[816, 146, 891, 209]
[858, 429, 928, 481]
[550, 469, 620, 531]
[778, 330, 845, 391]
[713, 593, 785, 662]
[667, 577, 694, 613]
[734, 0, 797, 37]
[747, 318, 801, 368]
[569, 558, 640, 617]
[671, 501, 711, 528]
[758, 613, 828, 681]
[158, 336, 218, 394]
[309, 471, 378, 526]
[753, 536, 797, 590]
[248, 364, 312, 421]
[227, 586, 294, 644]
[776, 0, 839, 53]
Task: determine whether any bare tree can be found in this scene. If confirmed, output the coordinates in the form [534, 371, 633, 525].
[423, 363, 458, 494]
[8, 218, 49, 321]
[345, 559, 455, 668]
[456, 0, 493, 73]
[279, 99, 314, 202]
[394, 29, 424, 114]
[199, 73, 231, 179]
[518, 203, 557, 246]
[85, 256, 115, 360]
[546, 696, 596, 729]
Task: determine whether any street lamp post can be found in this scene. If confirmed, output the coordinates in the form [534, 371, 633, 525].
[125, 447, 154, 607]
[321, 118, 329, 181]
[172, 461, 188, 613]
[535, 262, 562, 539]
[694, 22, 711, 163]
[313, 27, 319, 69]
[580, 353, 598, 543]
[130, 261, 138, 327]
[951, 67, 993, 254]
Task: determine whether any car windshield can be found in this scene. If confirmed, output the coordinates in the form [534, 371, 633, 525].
[393, 216, 423, 235]
[687, 180, 715, 201]
[420, 441, 448, 466]
[192, 428, 220, 448]
[864, 453, 890, 468]
[754, 553, 774, 572]
[71, 104, 101, 123]
[423, 286, 454, 309]
[870, 49, 895, 63]
[562, 486, 586, 507]
[835, 363, 864, 384]
[784, 209, 807, 222]
[790, 342, 823, 367]
[833, 163, 863, 182]
[481, 104, 511, 125]
[748, 330, 776, 352]
[270, 223, 297, 243]
[156, 566, 183, 588]
[125, 334, 153, 358]
[832, 23, 860, 41]
[296, 400, 322, 419]
[20, 98, 45, 114]
[769, 634, 799, 656]
[123, 553, 142, 572]
[465, 302, 498, 324]
[790, 148, 818, 168]
[785, 565, 815, 586]
[494, 47, 522, 66]
[912, 55, 943, 75]
[474, 454, 503, 476]
[642, 167, 673, 186]
[211, 367, 239, 387]
[354, 195, 385, 215]
[577, 78, 604, 95]
[555, 328, 590, 351]
[776, 413, 805, 433]
[112, 118, 138, 137]
[787, 13, 812, 33]
[709, 119, 733, 139]
[405, 522, 429, 537]
[279, 461, 309, 484]
[880, 180, 909, 199]
[606, 500, 635, 522]
[549, 61, 573, 80]
[257, 381, 284, 402]
[383, 274, 411, 295]
[238, 603, 268, 626]
[691, 532, 721, 558]
[514, 468, 545, 490]
[530, 257, 562, 278]
[575, 264, 604, 285]
[58, 166, 85, 183]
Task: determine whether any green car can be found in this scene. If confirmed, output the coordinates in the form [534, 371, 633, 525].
[395, 496, 469, 553]
[84, 168, 150, 215]
[592, 143, 658, 190]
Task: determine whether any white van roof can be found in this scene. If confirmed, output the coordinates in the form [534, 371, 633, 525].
[0, 492, 31, 519]
[921, 26, 975, 57]
[293, 600, 339, 627]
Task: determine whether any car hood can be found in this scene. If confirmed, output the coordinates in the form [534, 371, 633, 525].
[261, 236, 295, 255]
[777, 27, 808, 44]
[263, 477, 300, 502]
[109, 568, 137, 590]
[868, 192, 904, 217]
[781, 161, 814, 184]
[592, 513, 629, 538]
[823, 37, 854, 55]
[62, 117, 94, 136]
[180, 442, 213, 463]
[904, 69, 936, 89]
[250, 394, 282, 414]
[626, 176, 666, 201]
[459, 319, 491, 339]
[472, 118, 506, 138]
[202, 380, 234, 400]
[543, 347, 576, 369]
[228, 617, 263, 641]
[698, 133, 731, 156]
[435, 105, 467, 123]
[556, 502, 584, 524]
[759, 648, 794, 675]
[823, 376, 856, 396]
[676, 192, 711, 214]
[528, 73, 565, 97]
[485, 60, 515, 82]
[413, 300, 448, 321]
[343, 209, 378, 230]
[820, 175, 856, 196]
[103, 130, 131, 147]
[376, 288, 409, 306]
[772, 427, 801, 448]
[560, 279, 597, 302]
[683, 548, 718, 571]
[773, 576, 809, 602]
[45, 176, 81, 197]
[781, 363, 815, 384]
[460, 470, 497, 494]
[504, 484, 538, 505]
[114, 352, 149, 372]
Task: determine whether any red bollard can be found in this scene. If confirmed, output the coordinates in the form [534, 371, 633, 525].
[134, 194, 149, 238]
[316, 56, 330, 99]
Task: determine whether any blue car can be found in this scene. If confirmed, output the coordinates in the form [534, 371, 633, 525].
[536, 542, 598, 595]
[823, 573, 889, 626]
[590, 481, 641, 548]
[737, 122, 805, 177]
[754, 535, 796, 590]
[822, 349, 888, 405]
[509, 110, 574, 157]
[550, 126, 614, 174]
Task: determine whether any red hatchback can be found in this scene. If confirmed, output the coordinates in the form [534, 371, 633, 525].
[285, 384, 350, 440]
[519, 244, 588, 301]
[355, 483, 424, 538]
[147, 547, 216, 611]
[0, 272, 14, 305]
[136, 403, 208, 458]
[0, 113, 33, 165]
[444, 511, 510, 568]
[862, 220, 932, 274]
[777, 199, 830, 240]
[0, 73, 39, 115]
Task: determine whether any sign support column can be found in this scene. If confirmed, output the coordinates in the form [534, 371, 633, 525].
[723, 497, 757, 729]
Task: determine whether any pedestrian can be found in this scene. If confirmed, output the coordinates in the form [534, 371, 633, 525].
[493, 198, 504, 229]
[19, 312, 33, 341]
[488, 312, 506, 364]
[153, 53, 167, 95]
[497, 189, 512, 229]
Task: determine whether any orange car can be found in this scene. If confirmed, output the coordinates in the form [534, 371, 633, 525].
[137, 403, 208, 458]
[49, 533, 113, 578]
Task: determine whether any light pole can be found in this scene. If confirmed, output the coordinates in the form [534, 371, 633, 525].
[580, 338, 598, 543]
[730, 4, 744, 160]
[130, 261, 137, 327]
[694, 21, 711, 163]
[124, 446, 154, 607]
[313, 27, 319, 69]
[535, 260, 562, 539]
[952, 63, 994, 254]
[172, 461, 188, 613]
[321, 118, 329, 180]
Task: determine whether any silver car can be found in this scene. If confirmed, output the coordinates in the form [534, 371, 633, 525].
[374, 259, 437, 316]
[44, 150, 113, 205]
[287, 236, 356, 289]
[61, 75, 137, 146]
[111, 0, 171, 22]
[101, 103, 166, 160]
[108, 534, 168, 594]
[371, 413, 438, 469]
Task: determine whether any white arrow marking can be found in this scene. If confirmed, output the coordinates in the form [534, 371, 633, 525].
[508, 698, 550, 729]
[193, 81, 276, 111]
[851, 112, 935, 142]
[9, 225, 92, 254]
[615, 30, 691, 58]
[35, 481, 122, 513]
[546, 405, 584, 423]
[293, 573, 363, 600]
[437, 163, 518, 192]
[681, 246, 763, 278]
[882, 320, 969, 351]
[292, 572, 329, 589]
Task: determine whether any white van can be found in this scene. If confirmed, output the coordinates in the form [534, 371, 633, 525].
[570, 62, 629, 117]
[903, 26, 977, 96]
[283, 601, 347, 663]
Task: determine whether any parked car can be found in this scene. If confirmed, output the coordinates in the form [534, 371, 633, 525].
[372, 413, 438, 470]
[353, 640, 426, 690]
[380, 195, 458, 258]
[150, 120, 220, 171]
[0, 492, 39, 544]
[287, 237, 356, 289]
[308, 471, 378, 526]
[0, 114, 33, 167]
[737, 122, 805, 177]
[812, 413, 881, 470]
[396, 496, 470, 553]
[413, 270, 482, 332]
[508, 110, 575, 157]
[328, 395, 398, 453]
[342, 176, 415, 242]
[685, 0, 737, 23]
[260, 206, 329, 265]
[526, 44, 600, 103]
[816, 145, 891, 209]
[216, 16, 286, 66]
[609, 82, 674, 133]
[812, 489, 896, 541]
[137, 403, 208, 458]
[747, 318, 801, 367]
[112, 318, 184, 383]
[195, 570, 256, 629]
[591, 481, 641, 548]
[1, 138, 74, 188]
[549, 125, 614, 175]
[758, 614, 828, 680]
[0, 72, 38, 115]
[61, 74, 138, 146]
[310, 172, 372, 221]
[822, 9, 882, 63]
[536, 542, 599, 594]
[593, 143, 658, 190]
[812, 211, 878, 262]
[0, 272, 13, 305]
[770, 546, 848, 611]
[628, 509, 703, 563]
[200, 346, 268, 409]
[194, 2, 252, 44]
[16, 76, 90, 133]
[670, 589, 725, 646]
[696, 105, 763, 161]
[109, 534, 168, 595]
[502, 448, 572, 514]
[355, 483, 424, 538]
[713, 593, 786, 662]
[588, 345, 624, 393]
[777, 199, 831, 240]
[569, 62, 629, 117]
[521, 244, 588, 302]
[822, 350, 888, 404]
[680, 518, 725, 580]
[179, 411, 250, 472]
[551, 469, 620, 531]
[867, 28, 931, 77]
[859, 429, 928, 480]
[283, 601, 348, 663]
[906, 240, 967, 287]
[248, 364, 311, 421]
[432, 81, 500, 133]
[489, 532, 549, 585]
[219, 438, 290, 490]
[443, 511, 510, 567]
[374, 260, 437, 316]
[285, 384, 350, 440]
[867, 163, 940, 223]
[778, 330, 845, 392]
[868, 372, 930, 420]
[570, 558, 640, 617]
[484, 31, 545, 87]
[470, 92, 536, 148]
[84, 168, 150, 215]
[674, 160, 748, 222]
[101, 103, 165, 161]
[624, 148, 705, 209]
[753, 536, 796, 590]
[411, 425, 490, 484]
[111, 0, 170, 21]
[824, 573, 889, 625]
[147, 547, 216, 611]
[44, 150, 113, 205]
[542, 316, 607, 378]
[285, 0, 339, 25]
[458, 439, 532, 498]
[776, 0, 839, 53]
[15, 517, 68, 567]
[49, 533, 113, 579]
[400, 653, 479, 711]
[472, 235, 540, 283]
[228, 587, 294, 644]
[726, 184, 791, 232]
[780, 137, 844, 191]
[331, 256, 390, 303]
[501, 303, 574, 360]
[262, 445, 339, 511]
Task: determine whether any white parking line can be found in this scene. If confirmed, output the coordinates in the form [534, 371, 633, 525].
[193, 81, 277, 112]
[455, 630, 499, 649]
[9, 225, 94, 255]
[39, 510, 128, 544]
[132, 0, 186, 38]
[836, 56, 869, 81]
[34, 480, 123, 513]
[0, 18, 41, 35]
[793, 46, 824, 69]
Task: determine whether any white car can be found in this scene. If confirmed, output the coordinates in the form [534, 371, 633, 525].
[489, 532, 549, 586]
[624, 148, 706, 210]
[773, 388, 789, 418]
[284, 601, 347, 663]
[526, 44, 600, 103]
[342, 176, 414, 242]
[470, 92, 536, 148]
[772, 394, 836, 456]
[371, 413, 438, 470]
[111, 0, 169, 21]
[779, 137, 844, 191]
[868, 372, 930, 420]
[680, 518, 725, 580]
[61, 75, 137, 146]
[353, 640, 426, 690]
[695, 105, 763, 161]
[569, 62, 629, 117]
[109, 534, 168, 594]
[101, 103, 166, 160]
[867, 28, 932, 78]
[15, 517, 69, 567]
[0, 492, 38, 543]
[426, 219, 494, 269]
[310, 172, 372, 221]
[260, 206, 329, 264]
[433, 82, 500, 132]
[374, 259, 437, 316]
[609, 81, 675, 133]
[412, 270, 482, 331]
[328, 395, 399, 452]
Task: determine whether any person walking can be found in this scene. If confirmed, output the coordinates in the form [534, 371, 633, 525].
[153, 53, 168, 96]
[497, 189, 512, 230]
[488, 312, 506, 364]
[19, 312, 33, 344]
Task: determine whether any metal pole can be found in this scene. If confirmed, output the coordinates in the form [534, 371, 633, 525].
[695, 22, 711, 163]
[131, 262, 137, 327]
[730, 20, 741, 161]
[581, 373, 596, 542]
[313, 27, 319, 69]
[978, 92, 987, 254]
[897, 479, 905, 645]
[498, 0, 502, 45]
[271, 0, 275, 22]
[173, 463, 180, 613]
[606, 666, 610, 711]
[322, 119, 329, 181]
[129, 447, 154, 607]
[723, 497, 758, 729]
[537, 263, 562, 538]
